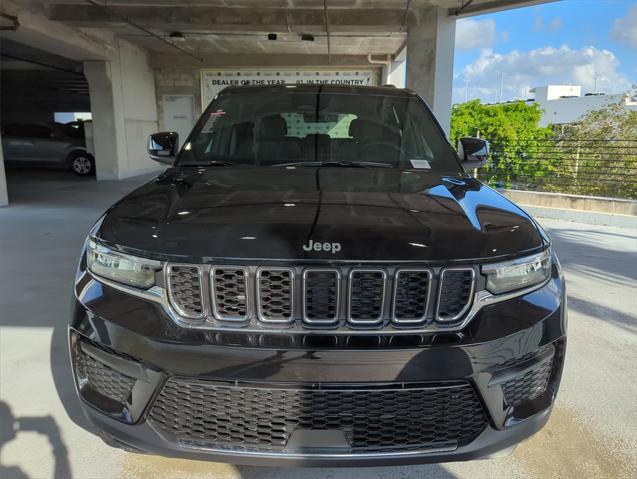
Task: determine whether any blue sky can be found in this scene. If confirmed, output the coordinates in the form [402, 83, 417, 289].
[453, 0, 637, 103]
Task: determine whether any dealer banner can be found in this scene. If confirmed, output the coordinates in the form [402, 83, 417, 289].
[200, 68, 378, 109]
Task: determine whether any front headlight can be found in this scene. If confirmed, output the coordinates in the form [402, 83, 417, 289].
[482, 249, 552, 295]
[86, 238, 162, 289]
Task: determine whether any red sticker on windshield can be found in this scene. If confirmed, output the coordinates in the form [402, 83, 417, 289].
[202, 110, 226, 132]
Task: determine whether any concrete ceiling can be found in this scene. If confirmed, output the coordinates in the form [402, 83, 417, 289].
[0, 38, 89, 111]
[17, 0, 557, 58]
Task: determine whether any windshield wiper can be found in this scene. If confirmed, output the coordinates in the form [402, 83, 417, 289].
[271, 161, 392, 169]
[178, 161, 236, 167]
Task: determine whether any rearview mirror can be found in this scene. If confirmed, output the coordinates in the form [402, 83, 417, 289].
[148, 132, 178, 164]
[458, 137, 489, 169]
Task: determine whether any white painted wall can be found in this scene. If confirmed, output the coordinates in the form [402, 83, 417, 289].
[119, 40, 161, 178]
[162, 95, 195, 148]
[533, 85, 582, 101]
[85, 39, 161, 180]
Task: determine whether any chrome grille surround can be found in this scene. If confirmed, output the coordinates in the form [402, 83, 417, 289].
[347, 269, 387, 325]
[392, 268, 432, 324]
[166, 264, 206, 320]
[256, 267, 295, 323]
[302, 268, 341, 325]
[435, 268, 476, 322]
[210, 266, 249, 321]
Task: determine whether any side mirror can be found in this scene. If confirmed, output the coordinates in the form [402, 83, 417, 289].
[458, 137, 489, 169]
[148, 132, 178, 164]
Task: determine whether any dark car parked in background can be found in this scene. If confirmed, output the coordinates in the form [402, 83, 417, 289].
[1, 121, 95, 176]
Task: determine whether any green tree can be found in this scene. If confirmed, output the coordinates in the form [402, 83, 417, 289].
[552, 97, 637, 198]
[450, 100, 554, 188]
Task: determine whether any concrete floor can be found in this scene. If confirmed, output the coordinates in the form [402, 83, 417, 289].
[0, 170, 636, 479]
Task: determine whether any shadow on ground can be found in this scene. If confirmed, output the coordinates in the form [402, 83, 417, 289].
[0, 401, 71, 479]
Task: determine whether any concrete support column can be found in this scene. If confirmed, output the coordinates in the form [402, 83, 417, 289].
[0, 135, 8, 206]
[84, 61, 124, 180]
[406, 7, 456, 136]
[84, 40, 160, 180]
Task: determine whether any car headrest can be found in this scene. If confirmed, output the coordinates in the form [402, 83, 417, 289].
[348, 118, 384, 142]
[258, 115, 287, 140]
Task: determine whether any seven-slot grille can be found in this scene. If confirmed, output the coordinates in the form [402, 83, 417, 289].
[166, 265, 476, 329]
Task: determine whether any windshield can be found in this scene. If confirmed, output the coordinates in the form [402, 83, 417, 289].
[177, 88, 461, 172]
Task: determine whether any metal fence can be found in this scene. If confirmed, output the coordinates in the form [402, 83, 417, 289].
[479, 139, 637, 199]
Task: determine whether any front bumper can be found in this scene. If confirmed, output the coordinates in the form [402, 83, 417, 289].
[69, 270, 566, 466]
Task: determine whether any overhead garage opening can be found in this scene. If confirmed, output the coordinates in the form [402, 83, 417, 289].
[0, 37, 96, 204]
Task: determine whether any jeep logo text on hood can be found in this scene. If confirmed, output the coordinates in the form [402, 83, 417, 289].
[302, 240, 341, 254]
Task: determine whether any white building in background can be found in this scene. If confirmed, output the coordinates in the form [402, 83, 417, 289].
[528, 85, 637, 126]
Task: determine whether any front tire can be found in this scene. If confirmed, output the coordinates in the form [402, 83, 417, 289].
[69, 152, 95, 176]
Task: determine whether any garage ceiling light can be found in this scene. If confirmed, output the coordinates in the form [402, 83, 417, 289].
[169, 31, 185, 42]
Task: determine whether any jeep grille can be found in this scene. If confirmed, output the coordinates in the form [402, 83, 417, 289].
[165, 264, 476, 332]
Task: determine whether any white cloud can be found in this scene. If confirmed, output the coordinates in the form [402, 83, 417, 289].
[455, 18, 496, 51]
[455, 45, 633, 104]
[611, 5, 637, 48]
[534, 16, 543, 32]
[501, 31, 510, 43]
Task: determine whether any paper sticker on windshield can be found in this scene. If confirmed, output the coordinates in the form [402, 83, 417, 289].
[201, 109, 226, 133]
[410, 159, 431, 169]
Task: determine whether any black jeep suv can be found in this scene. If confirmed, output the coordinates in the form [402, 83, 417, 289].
[70, 85, 566, 466]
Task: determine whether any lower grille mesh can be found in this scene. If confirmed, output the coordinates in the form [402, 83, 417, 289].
[76, 348, 134, 403]
[148, 380, 488, 454]
[502, 358, 553, 407]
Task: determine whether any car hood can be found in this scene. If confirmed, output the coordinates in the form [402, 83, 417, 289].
[96, 167, 545, 262]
